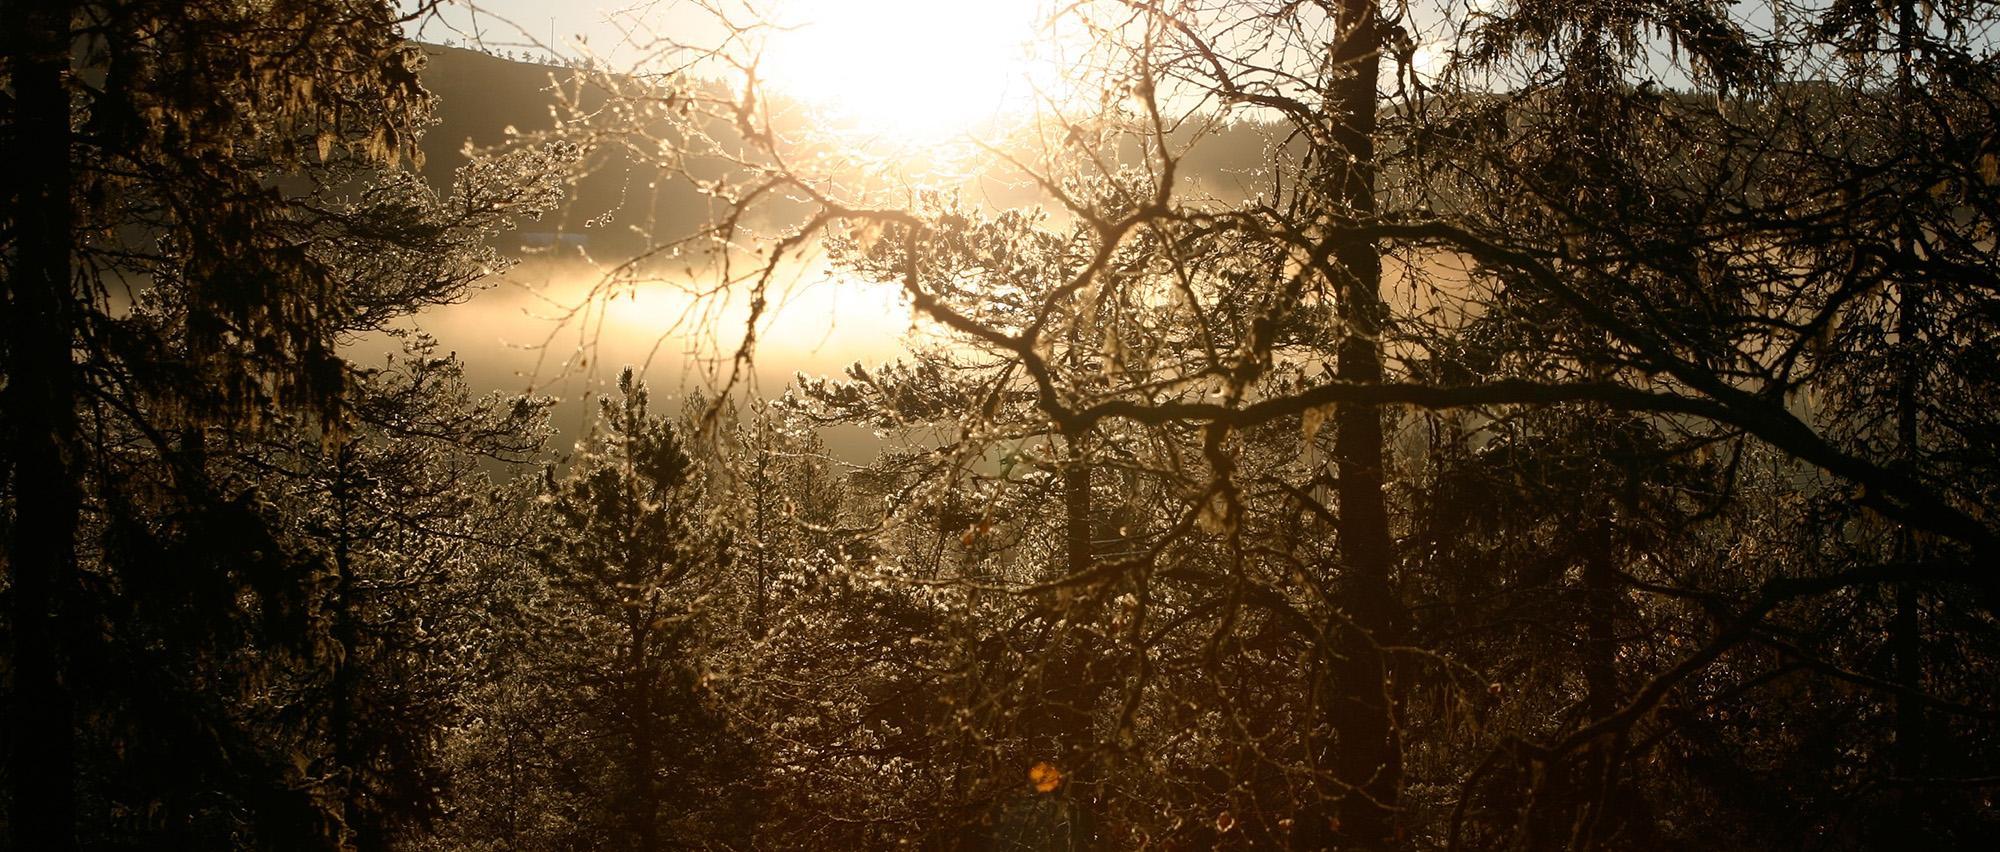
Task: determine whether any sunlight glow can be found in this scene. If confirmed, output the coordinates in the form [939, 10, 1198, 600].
[760, 0, 1058, 141]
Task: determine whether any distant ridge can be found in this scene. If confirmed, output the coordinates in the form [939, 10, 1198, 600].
[414, 42, 708, 259]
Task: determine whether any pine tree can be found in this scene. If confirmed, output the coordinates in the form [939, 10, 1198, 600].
[530, 369, 757, 850]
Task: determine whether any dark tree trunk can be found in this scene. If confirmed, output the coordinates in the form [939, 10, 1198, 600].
[631, 653, 659, 852]
[753, 445, 770, 638]
[1026, 431, 1097, 849]
[1567, 521, 1627, 850]
[1060, 436, 1096, 848]
[328, 442, 372, 849]
[1064, 443, 1091, 582]
[1305, 2, 1403, 847]
[1888, 1, 1927, 832]
[5, 0, 80, 847]
[623, 499, 662, 851]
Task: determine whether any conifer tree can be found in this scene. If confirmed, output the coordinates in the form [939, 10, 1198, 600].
[530, 369, 757, 850]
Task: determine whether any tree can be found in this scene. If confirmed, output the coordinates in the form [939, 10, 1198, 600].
[518, 0, 2000, 846]
[267, 340, 551, 848]
[2, 1, 566, 844]
[530, 369, 758, 850]
[1396, 2, 2000, 845]
[713, 423, 970, 847]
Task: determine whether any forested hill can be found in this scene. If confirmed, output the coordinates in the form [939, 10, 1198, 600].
[411, 44, 704, 261]
[408, 43, 1288, 261]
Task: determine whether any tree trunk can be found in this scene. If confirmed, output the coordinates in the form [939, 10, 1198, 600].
[1888, 1, 1927, 834]
[1059, 434, 1096, 848]
[753, 442, 770, 638]
[628, 616, 660, 852]
[1022, 431, 1097, 849]
[329, 442, 370, 850]
[1306, 2, 1403, 847]
[5, 0, 79, 846]
[1568, 520, 1626, 850]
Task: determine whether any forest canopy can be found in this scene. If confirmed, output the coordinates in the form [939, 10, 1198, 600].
[6, 0, 2000, 849]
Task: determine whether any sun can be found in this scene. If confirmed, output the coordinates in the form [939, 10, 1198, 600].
[758, 0, 1062, 141]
